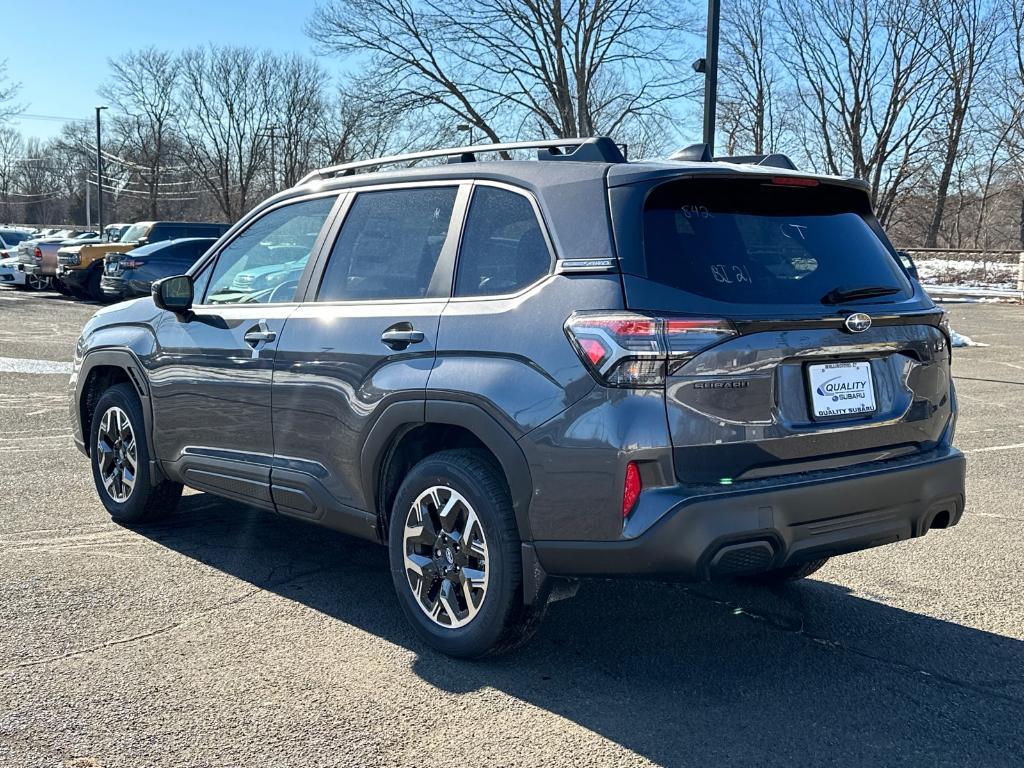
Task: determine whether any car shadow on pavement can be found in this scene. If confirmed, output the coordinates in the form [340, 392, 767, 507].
[138, 493, 1024, 767]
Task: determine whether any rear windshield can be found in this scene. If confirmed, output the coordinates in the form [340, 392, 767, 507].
[642, 179, 910, 305]
[1, 231, 30, 246]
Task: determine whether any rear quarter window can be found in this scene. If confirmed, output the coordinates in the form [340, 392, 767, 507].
[454, 186, 552, 297]
[642, 179, 910, 305]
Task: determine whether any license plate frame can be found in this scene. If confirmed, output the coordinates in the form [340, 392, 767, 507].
[806, 360, 877, 420]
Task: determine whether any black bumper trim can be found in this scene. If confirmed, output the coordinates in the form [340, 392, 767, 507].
[58, 267, 91, 289]
[533, 449, 966, 581]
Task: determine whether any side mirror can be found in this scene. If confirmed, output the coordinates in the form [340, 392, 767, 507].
[136, 236, 149, 246]
[153, 274, 193, 314]
[896, 250, 919, 280]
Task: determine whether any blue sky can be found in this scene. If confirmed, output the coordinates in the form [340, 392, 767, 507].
[4, 0, 329, 140]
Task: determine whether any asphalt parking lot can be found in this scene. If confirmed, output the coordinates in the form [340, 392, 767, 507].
[1, 286, 1022, 768]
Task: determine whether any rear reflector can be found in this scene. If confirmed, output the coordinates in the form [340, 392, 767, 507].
[623, 461, 642, 517]
[577, 337, 608, 367]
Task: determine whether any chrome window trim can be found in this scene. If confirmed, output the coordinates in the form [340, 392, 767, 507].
[447, 179, 558, 303]
[189, 190, 345, 309]
[308, 180, 469, 306]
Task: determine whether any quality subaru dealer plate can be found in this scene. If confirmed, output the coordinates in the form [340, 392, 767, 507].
[807, 361, 877, 419]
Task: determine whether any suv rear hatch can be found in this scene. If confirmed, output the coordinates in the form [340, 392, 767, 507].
[609, 172, 952, 484]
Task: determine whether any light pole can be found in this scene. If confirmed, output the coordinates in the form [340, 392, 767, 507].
[456, 123, 474, 146]
[95, 105, 108, 233]
[692, 0, 722, 155]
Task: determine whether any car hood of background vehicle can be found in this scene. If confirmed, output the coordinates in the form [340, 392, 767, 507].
[76, 242, 137, 258]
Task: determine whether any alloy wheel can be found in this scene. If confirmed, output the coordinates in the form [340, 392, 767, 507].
[403, 485, 489, 629]
[96, 406, 137, 502]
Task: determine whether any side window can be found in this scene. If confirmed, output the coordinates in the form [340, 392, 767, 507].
[149, 224, 175, 242]
[189, 240, 212, 260]
[454, 186, 551, 297]
[203, 196, 336, 305]
[317, 187, 457, 302]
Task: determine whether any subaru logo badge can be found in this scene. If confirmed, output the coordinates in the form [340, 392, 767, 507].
[844, 313, 872, 333]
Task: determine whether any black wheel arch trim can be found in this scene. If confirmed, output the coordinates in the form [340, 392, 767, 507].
[76, 348, 165, 484]
[360, 398, 535, 542]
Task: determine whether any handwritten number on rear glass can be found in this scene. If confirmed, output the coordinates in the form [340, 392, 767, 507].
[711, 264, 752, 284]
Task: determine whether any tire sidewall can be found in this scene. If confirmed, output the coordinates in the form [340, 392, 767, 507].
[388, 454, 518, 658]
[87, 268, 104, 302]
[89, 384, 153, 523]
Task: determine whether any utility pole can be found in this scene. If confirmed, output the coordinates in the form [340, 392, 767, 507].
[692, 0, 722, 155]
[85, 183, 91, 228]
[259, 125, 284, 192]
[95, 105, 108, 233]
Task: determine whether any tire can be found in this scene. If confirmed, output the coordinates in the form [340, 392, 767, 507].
[89, 383, 182, 525]
[388, 448, 546, 658]
[86, 267, 105, 302]
[25, 273, 45, 290]
[746, 557, 829, 585]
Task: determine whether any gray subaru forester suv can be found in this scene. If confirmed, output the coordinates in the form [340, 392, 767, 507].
[70, 137, 966, 658]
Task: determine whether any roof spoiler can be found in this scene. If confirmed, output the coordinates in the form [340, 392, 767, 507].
[668, 143, 798, 171]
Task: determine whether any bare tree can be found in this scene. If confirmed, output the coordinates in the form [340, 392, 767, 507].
[922, 0, 1001, 246]
[178, 46, 277, 220]
[307, 0, 695, 145]
[1000, 0, 1024, 247]
[0, 59, 22, 123]
[269, 54, 330, 188]
[777, 0, 944, 224]
[718, 0, 791, 154]
[0, 126, 23, 221]
[15, 138, 67, 224]
[313, 85, 422, 165]
[101, 48, 183, 219]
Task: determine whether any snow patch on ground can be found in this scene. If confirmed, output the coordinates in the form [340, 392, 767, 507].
[949, 330, 988, 348]
[915, 258, 1018, 292]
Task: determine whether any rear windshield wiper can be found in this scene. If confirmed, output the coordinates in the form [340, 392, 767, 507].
[821, 285, 902, 304]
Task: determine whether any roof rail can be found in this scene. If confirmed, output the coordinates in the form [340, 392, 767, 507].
[299, 136, 626, 185]
[667, 143, 798, 171]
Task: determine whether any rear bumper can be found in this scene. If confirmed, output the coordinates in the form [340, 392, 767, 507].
[57, 265, 91, 289]
[0, 267, 24, 284]
[100, 275, 127, 299]
[532, 448, 965, 581]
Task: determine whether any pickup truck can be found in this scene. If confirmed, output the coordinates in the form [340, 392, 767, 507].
[57, 221, 229, 300]
[17, 231, 97, 290]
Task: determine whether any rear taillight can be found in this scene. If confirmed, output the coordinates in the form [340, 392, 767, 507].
[33, 247, 42, 261]
[565, 311, 736, 387]
[623, 461, 642, 517]
[120, 259, 142, 270]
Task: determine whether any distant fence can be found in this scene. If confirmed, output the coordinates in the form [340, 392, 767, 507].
[901, 248, 1024, 303]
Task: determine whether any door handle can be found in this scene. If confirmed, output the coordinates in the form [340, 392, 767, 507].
[381, 327, 425, 349]
[244, 322, 277, 347]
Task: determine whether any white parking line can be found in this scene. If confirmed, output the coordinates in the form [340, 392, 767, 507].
[965, 442, 1024, 454]
[0, 356, 73, 375]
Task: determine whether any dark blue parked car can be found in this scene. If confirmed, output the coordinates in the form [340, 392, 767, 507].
[100, 238, 217, 301]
